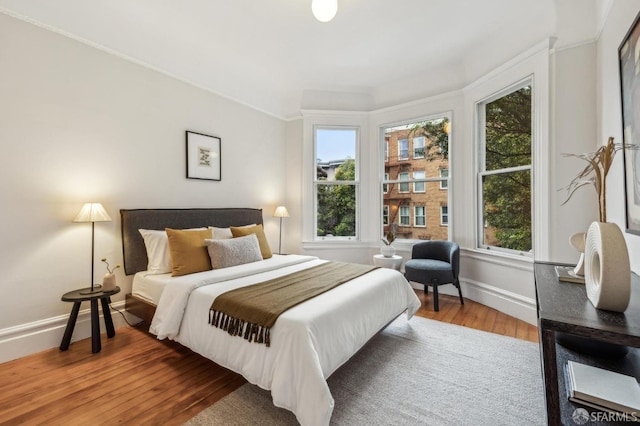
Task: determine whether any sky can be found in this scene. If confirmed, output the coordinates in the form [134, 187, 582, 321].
[316, 128, 356, 162]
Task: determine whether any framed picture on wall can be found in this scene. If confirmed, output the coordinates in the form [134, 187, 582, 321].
[186, 131, 221, 181]
[619, 11, 640, 235]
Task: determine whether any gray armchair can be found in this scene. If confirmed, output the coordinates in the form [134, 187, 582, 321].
[404, 240, 464, 312]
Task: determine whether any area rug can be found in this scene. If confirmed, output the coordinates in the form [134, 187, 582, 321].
[184, 316, 545, 425]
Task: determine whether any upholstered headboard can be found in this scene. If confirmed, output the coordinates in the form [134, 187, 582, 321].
[120, 208, 264, 275]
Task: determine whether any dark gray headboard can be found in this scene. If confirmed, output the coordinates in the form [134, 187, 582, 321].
[120, 208, 264, 275]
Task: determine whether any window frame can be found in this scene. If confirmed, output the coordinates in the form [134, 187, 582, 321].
[313, 125, 360, 241]
[413, 136, 425, 159]
[399, 205, 410, 227]
[379, 112, 453, 244]
[439, 168, 448, 189]
[413, 170, 426, 193]
[398, 172, 410, 193]
[398, 139, 409, 160]
[476, 79, 533, 256]
[440, 205, 449, 226]
[414, 205, 426, 227]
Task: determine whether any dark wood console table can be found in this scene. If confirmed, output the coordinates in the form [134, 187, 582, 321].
[535, 262, 640, 425]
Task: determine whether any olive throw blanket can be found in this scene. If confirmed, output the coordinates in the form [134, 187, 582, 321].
[209, 261, 378, 346]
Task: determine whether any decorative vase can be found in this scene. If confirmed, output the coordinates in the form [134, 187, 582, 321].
[380, 245, 395, 258]
[102, 273, 116, 292]
[584, 222, 630, 312]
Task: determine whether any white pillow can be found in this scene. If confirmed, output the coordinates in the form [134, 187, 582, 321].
[139, 228, 206, 275]
[208, 224, 256, 240]
[205, 234, 263, 269]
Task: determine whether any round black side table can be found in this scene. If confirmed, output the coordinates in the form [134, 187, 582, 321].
[60, 286, 120, 353]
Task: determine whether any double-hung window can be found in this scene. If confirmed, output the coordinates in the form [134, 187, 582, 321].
[381, 116, 451, 242]
[441, 205, 449, 226]
[413, 136, 425, 159]
[477, 82, 532, 253]
[399, 206, 410, 226]
[315, 127, 359, 239]
[398, 172, 410, 193]
[413, 170, 426, 193]
[414, 206, 426, 227]
[398, 139, 409, 160]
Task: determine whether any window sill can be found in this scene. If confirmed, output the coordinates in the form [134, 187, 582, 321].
[461, 247, 534, 271]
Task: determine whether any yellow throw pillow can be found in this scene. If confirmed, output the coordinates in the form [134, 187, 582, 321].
[230, 224, 272, 259]
[166, 228, 213, 276]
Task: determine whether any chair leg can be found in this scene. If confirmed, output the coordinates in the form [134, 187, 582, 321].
[423, 284, 429, 294]
[432, 284, 439, 312]
[455, 279, 464, 305]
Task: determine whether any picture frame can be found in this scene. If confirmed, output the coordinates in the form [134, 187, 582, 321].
[619, 11, 640, 235]
[186, 131, 221, 181]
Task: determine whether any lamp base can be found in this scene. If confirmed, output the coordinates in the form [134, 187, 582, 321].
[80, 285, 102, 295]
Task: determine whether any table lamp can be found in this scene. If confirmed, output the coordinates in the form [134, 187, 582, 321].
[273, 206, 289, 255]
[73, 202, 112, 294]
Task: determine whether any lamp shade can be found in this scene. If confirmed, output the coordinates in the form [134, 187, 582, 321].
[73, 203, 112, 223]
[274, 206, 290, 218]
[312, 0, 337, 22]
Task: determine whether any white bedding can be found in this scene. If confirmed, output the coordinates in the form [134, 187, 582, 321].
[143, 254, 420, 426]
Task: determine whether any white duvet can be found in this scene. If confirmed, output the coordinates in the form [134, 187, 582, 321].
[148, 254, 420, 426]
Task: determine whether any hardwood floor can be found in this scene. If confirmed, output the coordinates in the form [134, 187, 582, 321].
[0, 291, 537, 425]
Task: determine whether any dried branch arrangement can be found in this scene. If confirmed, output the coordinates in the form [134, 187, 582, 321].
[561, 137, 636, 223]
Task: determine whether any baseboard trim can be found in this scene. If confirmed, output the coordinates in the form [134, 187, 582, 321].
[411, 278, 538, 326]
[0, 301, 141, 364]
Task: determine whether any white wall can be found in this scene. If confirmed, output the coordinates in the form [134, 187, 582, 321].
[549, 42, 599, 263]
[0, 13, 287, 361]
[597, 0, 640, 276]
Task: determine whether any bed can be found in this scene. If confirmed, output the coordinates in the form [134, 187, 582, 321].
[121, 208, 421, 426]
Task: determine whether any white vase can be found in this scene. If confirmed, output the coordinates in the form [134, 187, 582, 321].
[584, 222, 630, 312]
[380, 245, 395, 258]
[102, 273, 116, 292]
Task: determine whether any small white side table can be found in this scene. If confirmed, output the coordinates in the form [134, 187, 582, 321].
[373, 254, 403, 271]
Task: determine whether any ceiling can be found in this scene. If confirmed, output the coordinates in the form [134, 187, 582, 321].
[0, 0, 603, 119]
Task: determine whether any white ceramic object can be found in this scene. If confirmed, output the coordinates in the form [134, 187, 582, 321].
[569, 232, 586, 276]
[102, 273, 116, 291]
[584, 222, 630, 312]
[380, 245, 396, 258]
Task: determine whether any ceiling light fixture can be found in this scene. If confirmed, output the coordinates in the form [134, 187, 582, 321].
[312, 0, 338, 22]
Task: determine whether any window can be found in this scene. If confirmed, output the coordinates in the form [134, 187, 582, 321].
[413, 170, 425, 193]
[399, 206, 410, 226]
[413, 136, 425, 159]
[315, 127, 358, 239]
[384, 141, 389, 162]
[414, 206, 426, 227]
[398, 139, 409, 160]
[440, 169, 448, 189]
[383, 205, 389, 225]
[441, 205, 448, 226]
[381, 116, 450, 241]
[477, 83, 532, 253]
[398, 172, 410, 193]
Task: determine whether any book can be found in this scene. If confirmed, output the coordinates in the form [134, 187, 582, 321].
[565, 360, 640, 416]
[555, 265, 585, 284]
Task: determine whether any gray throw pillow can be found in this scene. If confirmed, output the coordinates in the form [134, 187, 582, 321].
[205, 233, 263, 269]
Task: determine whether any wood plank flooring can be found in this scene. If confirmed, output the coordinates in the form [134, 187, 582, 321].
[0, 291, 537, 425]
